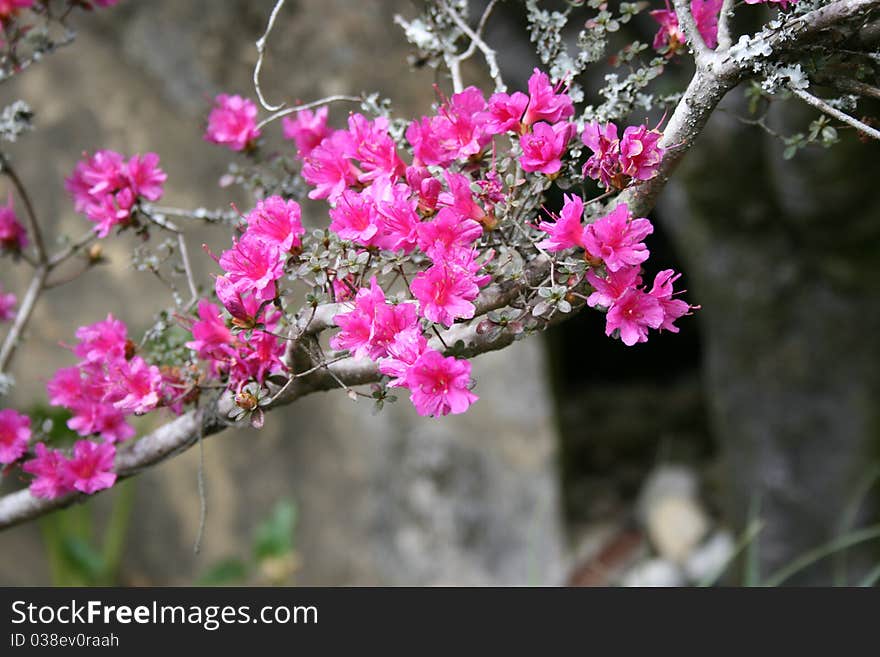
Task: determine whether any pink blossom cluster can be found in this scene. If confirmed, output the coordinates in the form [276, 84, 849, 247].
[189, 195, 301, 390]
[65, 150, 167, 237]
[582, 122, 665, 190]
[204, 94, 262, 152]
[21, 438, 117, 499]
[0, 283, 15, 321]
[283, 106, 331, 159]
[650, 0, 723, 53]
[538, 197, 693, 345]
[485, 69, 576, 174]
[46, 314, 171, 444]
[0, 195, 28, 253]
[330, 278, 477, 417]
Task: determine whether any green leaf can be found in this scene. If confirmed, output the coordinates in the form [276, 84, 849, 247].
[253, 500, 297, 561]
[197, 559, 249, 586]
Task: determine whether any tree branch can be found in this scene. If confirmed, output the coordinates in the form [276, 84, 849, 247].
[673, 0, 711, 64]
[763, 0, 880, 54]
[789, 85, 880, 141]
[441, 0, 506, 92]
[0, 153, 48, 264]
[716, 0, 736, 51]
[0, 50, 741, 530]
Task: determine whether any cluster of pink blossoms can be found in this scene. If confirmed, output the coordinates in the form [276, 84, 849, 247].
[0, 195, 28, 253]
[65, 150, 167, 237]
[204, 94, 262, 152]
[1, 404, 117, 498]
[188, 196, 303, 390]
[538, 197, 693, 346]
[10, 313, 185, 500]
[582, 121, 665, 191]
[46, 314, 177, 444]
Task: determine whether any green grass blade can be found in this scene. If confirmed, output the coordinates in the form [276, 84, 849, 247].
[698, 519, 764, 587]
[764, 524, 880, 587]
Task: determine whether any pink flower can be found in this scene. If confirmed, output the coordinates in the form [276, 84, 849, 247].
[107, 356, 162, 415]
[406, 166, 442, 214]
[650, 0, 723, 53]
[0, 408, 30, 464]
[411, 261, 480, 328]
[649, 269, 693, 332]
[522, 68, 575, 126]
[346, 113, 405, 183]
[23, 443, 72, 500]
[0, 195, 28, 252]
[537, 194, 585, 252]
[329, 189, 381, 246]
[519, 121, 572, 174]
[605, 287, 664, 346]
[62, 440, 117, 495]
[73, 313, 128, 364]
[230, 324, 286, 388]
[372, 178, 421, 253]
[219, 234, 285, 302]
[62, 381, 135, 444]
[582, 121, 622, 189]
[619, 125, 665, 181]
[302, 131, 359, 201]
[437, 172, 486, 224]
[691, 0, 724, 50]
[204, 94, 261, 152]
[214, 276, 260, 328]
[125, 152, 167, 201]
[406, 86, 491, 166]
[586, 266, 642, 308]
[245, 196, 304, 253]
[406, 349, 478, 417]
[47, 366, 87, 408]
[649, 8, 685, 52]
[378, 327, 428, 386]
[186, 299, 236, 367]
[0, 285, 16, 321]
[485, 91, 529, 134]
[282, 106, 331, 159]
[65, 150, 166, 237]
[417, 208, 483, 261]
[583, 203, 653, 272]
[330, 278, 419, 360]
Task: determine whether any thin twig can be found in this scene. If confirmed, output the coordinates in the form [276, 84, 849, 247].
[256, 95, 363, 131]
[177, 233, 199, 309]
[440, 0, 506, 92]
[790, 86, 880, 141]
[0, 265, 48, 374]
[48, 231, 96, 268]
[0, 153, 47, 264]
[253, 0, 287, 112]
[716, 0, 736, 51]
[672, 0, 711, 64]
